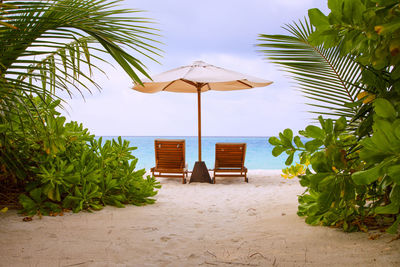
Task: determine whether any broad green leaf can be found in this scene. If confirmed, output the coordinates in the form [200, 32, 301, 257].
[324, 119, 333, 134]
[283, 128, 293, 141]
[373, 98, 396, 119]
[285, 152, 294, 166]
[318, 191, 334, 212]
[279, 132, 293, 148]
[377, 18, 400, 35]
[334, 116, 347, 133]
[294, 136, 304, 148]
[0, 124, 7, 133]
[305, 214, 323, 225]
[318, 175, 336, 191]
[328, 0, 343, 12]
[268, 137, 281, 146]
[328, 10, 343, 24]
[375, 202, 400, 215]
[305, 139, 324, 153]
[386, 216, 400, 234]
[310, 152, 330, 173]
[376, 185, 400, 215]
[389, 185, 400, 204]
[308, 27, 335, 46]
[90, 203, 103, 211]
[305, 125, 325, 139]
[352, 165, 382, 185]
[47, 189, 56, 201]
[391, 65, 400, 80]
[374, 0, 398, 6]
[29, 188, 42, 203]
[395, 124, 400, 140]
[343, 0, 365, 24]
[359, 147, 390, 163]
[309, 172, 332, 188]
[370, 128, 393, 151]
[18, 194, 37, 214]
[308, 8, 329, 27]
[55, 186, 61, 202]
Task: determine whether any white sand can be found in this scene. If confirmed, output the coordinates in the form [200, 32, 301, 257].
[0, 170, 399, 267]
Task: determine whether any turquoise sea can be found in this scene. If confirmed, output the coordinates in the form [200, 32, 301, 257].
[100, 136, 292, 170]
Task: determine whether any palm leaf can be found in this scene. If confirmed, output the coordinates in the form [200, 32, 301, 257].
[257, 19, 362, 119]
[0, 0, 162, 132]
[0, 0, 162, 170]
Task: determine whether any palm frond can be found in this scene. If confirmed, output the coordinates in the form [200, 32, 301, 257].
[1, 0, 161, 86]
[257, 19, 362, 119]
[0, 0, 162, 134]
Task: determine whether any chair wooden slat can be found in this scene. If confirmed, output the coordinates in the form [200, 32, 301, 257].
[213, 143, 248, 183]
[151, 139, 188, 184]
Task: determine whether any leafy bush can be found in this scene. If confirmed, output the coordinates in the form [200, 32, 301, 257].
[270, 104, 400, 233]
[270, 116, 365, 231]
[0, 96, 160, 216]
[352, 99, 400, 234]
[262, 0, 400, 234]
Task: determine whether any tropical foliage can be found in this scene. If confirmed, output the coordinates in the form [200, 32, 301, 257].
[259, 0, 400, 234]
[258, 20, 362, 119]
[1, 0, 160, 127]
[6, 96, 160, 216]
[0, 0, 162, 216]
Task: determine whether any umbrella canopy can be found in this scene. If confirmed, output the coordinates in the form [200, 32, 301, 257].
[133, 60, 272, 93]
[132, 60, 272, 183]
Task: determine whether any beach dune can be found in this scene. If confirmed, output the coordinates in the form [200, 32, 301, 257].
[0, 170, 399, 266]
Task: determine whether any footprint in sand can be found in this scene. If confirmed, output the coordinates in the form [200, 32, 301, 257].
[247, 208, 257, 216]
[48, 233, 57, 238]
[142, 227, 158, 232]
[160, 236, 171, 242]
[188, 253, 199, 259]
[207, 208, 219, 213]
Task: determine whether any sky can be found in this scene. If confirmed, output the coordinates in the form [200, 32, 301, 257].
[60, 0, 330, 137]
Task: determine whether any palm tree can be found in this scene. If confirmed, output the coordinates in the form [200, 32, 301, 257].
[0, 0, 161, 129]
[257, 19, 362, 120]
[0, 0, 161, 182]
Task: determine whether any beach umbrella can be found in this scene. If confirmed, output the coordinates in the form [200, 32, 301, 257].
[132, 61, 272, 183]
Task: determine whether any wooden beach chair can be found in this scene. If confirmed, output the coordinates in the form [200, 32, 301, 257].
[213, 143, 248, 184]
[151, 139, 188, 184]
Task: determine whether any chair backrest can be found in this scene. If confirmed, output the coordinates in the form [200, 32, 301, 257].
[154, 139, 185, 169]
[215, 143, 246, 169]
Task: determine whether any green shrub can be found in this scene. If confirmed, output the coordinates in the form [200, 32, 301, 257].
[261, 0, 400, 234]
[270, 109, 400, 233]
[0, 96, 160, 216]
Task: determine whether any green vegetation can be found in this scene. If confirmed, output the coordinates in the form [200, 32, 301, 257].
[11, 96, 160, 216]
[258, 0, 400, 233]
[0, 0, 161, 216]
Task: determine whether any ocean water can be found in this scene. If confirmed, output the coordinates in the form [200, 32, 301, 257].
[99, 136, 292, 170]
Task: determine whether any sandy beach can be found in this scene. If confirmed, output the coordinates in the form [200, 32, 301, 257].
[0, 170, 399, 267]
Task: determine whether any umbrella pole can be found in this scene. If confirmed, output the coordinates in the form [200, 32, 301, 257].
[197, 87, 202, 162]
[189, 85, 212, 183]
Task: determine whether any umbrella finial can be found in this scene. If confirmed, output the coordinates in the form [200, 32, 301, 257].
[192, 60, 208, 67]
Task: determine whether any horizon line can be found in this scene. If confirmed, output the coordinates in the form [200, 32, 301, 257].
[95, 135, 272, 138]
